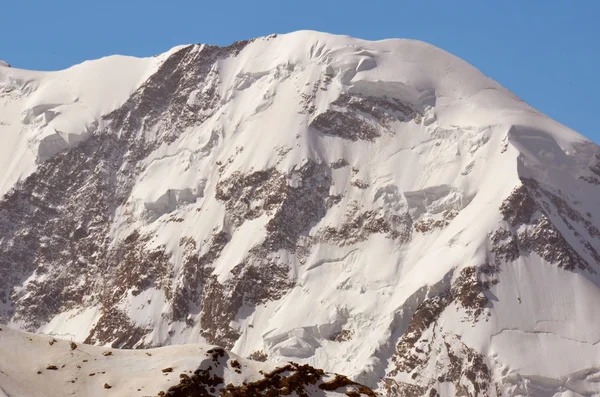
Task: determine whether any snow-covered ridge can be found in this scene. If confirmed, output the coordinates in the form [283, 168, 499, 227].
[0, 53, 161, 195]
[1, 31, 600, 397]
[0, 327, 374, 397]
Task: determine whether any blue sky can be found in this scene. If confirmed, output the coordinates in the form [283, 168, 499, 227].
[2, 1, 598, 142]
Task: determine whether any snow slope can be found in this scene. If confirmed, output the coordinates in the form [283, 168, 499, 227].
[0, 53, 162, 195]
[1, 31, 600, 396]
[0, 327, 370, 397]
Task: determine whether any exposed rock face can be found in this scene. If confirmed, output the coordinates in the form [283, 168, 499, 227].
[310, 93, 420, 141]
[84, 307, 150, 348]
[216, 161, 333, 253]
[321, 203, 411, 245]
[0, 41, 254, 337]
[489, 229, 519, 263]
[189, 160, 334, 348]
[385, 333, 494, 397]
[386, 266, 498, 395]
[496, 178, 599, 272]
[109, 40, 252, 140]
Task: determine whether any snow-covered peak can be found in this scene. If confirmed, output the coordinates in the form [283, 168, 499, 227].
[234, 30, 508, 102]
[0, 60, 10, 68]
[1, 31, 600, 397]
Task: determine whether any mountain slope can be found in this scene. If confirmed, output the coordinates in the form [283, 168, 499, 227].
[0, 327, 374, 397]
[1, 31, 600, 396]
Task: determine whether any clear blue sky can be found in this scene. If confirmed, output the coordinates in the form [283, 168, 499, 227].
[2, 0, 598, 143]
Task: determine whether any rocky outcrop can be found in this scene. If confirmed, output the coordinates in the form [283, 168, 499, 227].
[497, 178, 599, 272]
[385, 265, 499, 396]
[310, 93, 420, 141]
[321, 203, 411, 245]
[162, 348, 377, 397]
[216, 161, 332, 253]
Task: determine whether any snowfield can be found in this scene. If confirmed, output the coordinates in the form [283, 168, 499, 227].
[0, 327, 368, 397]
[1, 31, 600, 396]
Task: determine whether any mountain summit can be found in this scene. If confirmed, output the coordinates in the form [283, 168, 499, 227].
[1, 31, 600, 397]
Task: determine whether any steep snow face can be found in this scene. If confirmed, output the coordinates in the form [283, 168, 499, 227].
[1, 31, 600, 397]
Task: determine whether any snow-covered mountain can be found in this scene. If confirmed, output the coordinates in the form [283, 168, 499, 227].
[1, 30, 600, 396]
